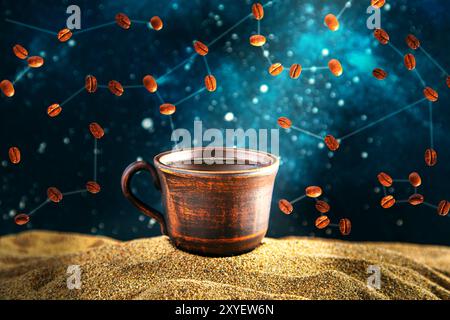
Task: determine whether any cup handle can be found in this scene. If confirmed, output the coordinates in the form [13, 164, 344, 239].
[121, 161, 167, 235]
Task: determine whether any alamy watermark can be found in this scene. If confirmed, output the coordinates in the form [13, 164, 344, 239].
[366, 6, 382, 30]
[367, 265, 381, 290]
[66, 5, 81, 30]
[67, 265, 82, 290]
[64, 3, 381, 31]
[170, 121, 279, 165]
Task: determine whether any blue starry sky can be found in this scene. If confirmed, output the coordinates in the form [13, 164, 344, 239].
[0, 0, 449, 244]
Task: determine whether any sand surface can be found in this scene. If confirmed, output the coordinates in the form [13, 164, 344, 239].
[0, 230, 449, 300]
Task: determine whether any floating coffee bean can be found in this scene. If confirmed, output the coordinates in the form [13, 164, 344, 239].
[306, 186, 322, 198]
[27, 56, 44, 68]
[447, 76, 450, 88]
[404, 53, 416, 71]
[371, 0, 385, 8]
[278, 199, 293, 215]
[424, 148, 437, 166]
[423, 87, 438, 102]
[339, 218, 351, 236]
[269, 63, 283, 76]
[406, 34, 420, 50]
[8, 146, 21, 164]
[143, 75, 158, 93]
[437, 200, 450, 216]
[85, 75, 98, 93]
[204, 75, 217, 92]
[57, 28, 72, 42]
[160, 103, 176, 115]
[408, 172, 421, 187]
[372, 68, 387, 80]
[249, 34, 266, 47]
[251, 3, 264, 20]
[86, 181, 101, 194]
[0, 80, 15, 97]
[377, 172, 393, 187]
[47, 187, 63, 203]
[381, 195, 395, 209]
[12, 44, 28, 59]
[324, 14, 339, 31]
[277, 117, 292, 129]
[14, 213, 29, 226]
[89, 122, 104, 139]
[324, 134, 340, 151]
[374, 28, 389, 45]
[408, 193, 424, 206]
[108, 80, 124, 96]
[315, 200, 330, 214]
[115, 13, 131, 29]
[47, 103, 62, 117]
[193, 40, 209, 56]
[315, 216, 330, 229]
[150, 16, 163, 30]
[328, 59, 343, 77]
[289, 64, 302, 79]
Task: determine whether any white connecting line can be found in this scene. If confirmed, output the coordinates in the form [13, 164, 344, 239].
[290, 194, 306, 204]
[336, 1, 352, 19]
[16, 135, 100, 219]
[419, 46, 448, 76]
[5, 0, 278, 131]
[338, 98, 427, 141]
[388, 42, 426, 86]
[282, 97, 427, 144]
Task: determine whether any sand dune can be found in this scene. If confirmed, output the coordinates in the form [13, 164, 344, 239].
[0, 231, 449, 300]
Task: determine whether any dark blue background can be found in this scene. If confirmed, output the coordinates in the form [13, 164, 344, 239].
[1, 0, 449, 244]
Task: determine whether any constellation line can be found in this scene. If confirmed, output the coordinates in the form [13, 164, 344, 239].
[13, 67, 31, 85]
[290, 194, 306, 204]
[336, 1, 352, 19]
[156, 91, 165, 104]
[130, 20, 148, 24]
[169, 115, 175, 132]
[73, 21, 116, 35]
[388, 42, 403, 57]
[63, 189, 87, 196]
[203, 56, 212, 75]
[420, 47, 448, 75]
[427, 101, 434, 149]
[157, 54, 197, 82]
[28, 199, 50, 216]
[413, 69, 426, 86]
[60, 86, 85, 106]
[122, 85, 144, 89]
[423, 202, 438, 210]
[174, 87, 206, 106]
[388, 42, 426, 86]
[94, 138, 98, 181]
[207, 13, 252, 47]
[338, 98, 427, 141]
[260, 46, 273, 65]
[5, 18, 57, 35]
[290, 126, 324, 140]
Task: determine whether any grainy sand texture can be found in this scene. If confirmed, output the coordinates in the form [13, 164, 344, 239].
[0, 231, 449, 300]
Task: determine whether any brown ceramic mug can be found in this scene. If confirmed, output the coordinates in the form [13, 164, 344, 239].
[121, 147, 279, 256]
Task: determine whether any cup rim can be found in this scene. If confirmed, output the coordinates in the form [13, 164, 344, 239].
[154, 147, 279, 176]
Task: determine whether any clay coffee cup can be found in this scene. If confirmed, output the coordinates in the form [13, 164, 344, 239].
[121, 147, 279, 256]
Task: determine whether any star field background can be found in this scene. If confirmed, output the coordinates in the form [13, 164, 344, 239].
[0, 0, 449, 245]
